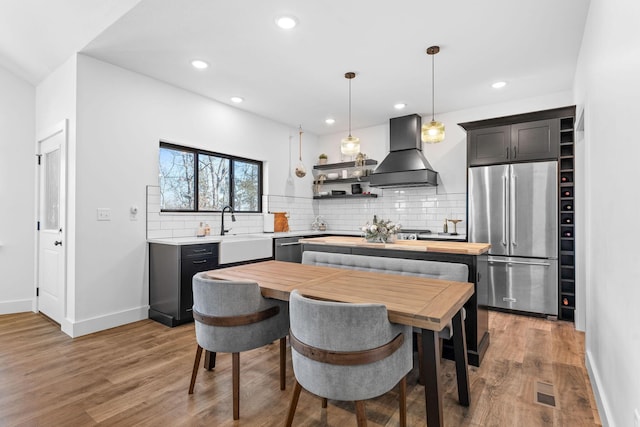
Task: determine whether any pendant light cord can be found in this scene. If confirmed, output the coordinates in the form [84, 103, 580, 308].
[348, 77, 352, 137]
[431, 53, 435, 122]
[298, 126, 303, 161]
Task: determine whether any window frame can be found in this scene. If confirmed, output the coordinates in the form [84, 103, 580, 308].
[159, 141, 263, 213]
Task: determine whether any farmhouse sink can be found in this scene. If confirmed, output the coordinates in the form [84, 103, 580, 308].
[218, 234, 272, 265]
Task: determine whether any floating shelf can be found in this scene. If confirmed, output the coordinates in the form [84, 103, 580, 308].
[314, 177, 372, 184]
[313, 193, 378, 200]
[313, 159, 378, 170]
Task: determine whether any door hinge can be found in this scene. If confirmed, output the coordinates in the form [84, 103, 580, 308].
[36, 154, 42, 165]
[36, 287, 39, 297]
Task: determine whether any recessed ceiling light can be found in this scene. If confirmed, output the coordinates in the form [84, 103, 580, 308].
[325, 118, 336, 125]
[275, 15, 298, 30]
[492, 81, 507, 89]
[191, 59, 209, 69]
[230, 96, 244, 103]
[394, 103, 407, 110]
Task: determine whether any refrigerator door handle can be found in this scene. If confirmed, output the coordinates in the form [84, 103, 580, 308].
[489, 259, 552, 267]
[502, 174, 508, 247]
[511, 173, 517, 247]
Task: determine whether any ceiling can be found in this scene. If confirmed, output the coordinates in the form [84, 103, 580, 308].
[1, 0, 590, 135]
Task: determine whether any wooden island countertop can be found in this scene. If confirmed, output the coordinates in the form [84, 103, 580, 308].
[298, 235, 490, 255]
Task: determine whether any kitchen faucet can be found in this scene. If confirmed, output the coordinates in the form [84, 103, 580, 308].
[220, 205, 236, 235]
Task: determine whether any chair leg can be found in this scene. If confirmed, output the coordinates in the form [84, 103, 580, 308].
[399, 376, 407, 427]
[232, 352, 240, 420]
[285, 379, 303, 427]
[321, 398, 328, 408]
[355, 401, 368, 427]
[280, 337, 286, 390]
[204, 350, 216, 370]
[188, 344, 203, 394]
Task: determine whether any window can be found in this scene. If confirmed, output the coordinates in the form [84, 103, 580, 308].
[159, 142, 262, 212]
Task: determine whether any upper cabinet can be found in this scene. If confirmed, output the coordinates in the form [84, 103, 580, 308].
[461, 108, 572, 167]
[467, 125, 510, 166]
[466, 119, 559, 166]
[510, 119, 559, 162]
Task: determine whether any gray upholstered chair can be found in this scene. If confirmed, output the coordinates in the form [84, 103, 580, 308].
[285, 290, 412, 427]
[188, 272, 289, 420]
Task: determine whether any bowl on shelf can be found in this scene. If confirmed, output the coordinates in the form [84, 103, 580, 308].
[326, 172, 339, 180]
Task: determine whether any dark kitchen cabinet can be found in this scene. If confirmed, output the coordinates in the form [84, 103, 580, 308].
[467, 119, 559, 166]
[149, 242, 219, 327]
[558, 116, 576, 322]
[467, 125, 510, 166]
[461, 106, 577, 323]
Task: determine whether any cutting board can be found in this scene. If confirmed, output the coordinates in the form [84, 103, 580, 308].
[273, 212, 289, 232]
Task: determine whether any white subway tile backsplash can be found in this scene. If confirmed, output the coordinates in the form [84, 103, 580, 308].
[147, 229, 172, 239]
[146, 184, 466, 237]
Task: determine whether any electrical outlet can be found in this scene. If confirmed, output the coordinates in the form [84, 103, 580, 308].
[97, 208, 111, 221]
[634, 408, 639, 427]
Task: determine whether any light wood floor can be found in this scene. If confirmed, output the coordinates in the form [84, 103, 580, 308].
[0, 311, 601, 426]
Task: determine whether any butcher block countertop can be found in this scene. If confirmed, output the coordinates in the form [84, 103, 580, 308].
[299, 236, 491, 255]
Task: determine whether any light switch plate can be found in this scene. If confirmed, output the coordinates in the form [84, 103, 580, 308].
[97, 208, 111, 221]
[129, 205, 138, 221]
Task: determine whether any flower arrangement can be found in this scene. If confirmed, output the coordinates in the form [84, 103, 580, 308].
[361, 215, 401, 243]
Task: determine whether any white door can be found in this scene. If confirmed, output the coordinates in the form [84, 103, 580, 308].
[37, 121, 67, 324]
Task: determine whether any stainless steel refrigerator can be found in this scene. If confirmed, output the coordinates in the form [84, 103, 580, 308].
[468, 161, 558, 316]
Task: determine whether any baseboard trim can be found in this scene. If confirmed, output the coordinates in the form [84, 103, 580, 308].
[61, 306, 149, 338]
[0, 298, 35, 315]
[586, 349, 612, 427]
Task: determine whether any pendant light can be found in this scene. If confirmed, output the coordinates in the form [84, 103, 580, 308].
[341, 72, 361, 157]
[294, 125, 307, 178]
[422, 46, 445, 143]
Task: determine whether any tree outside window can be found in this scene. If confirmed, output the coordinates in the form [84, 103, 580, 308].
[159, 143, 262, 213]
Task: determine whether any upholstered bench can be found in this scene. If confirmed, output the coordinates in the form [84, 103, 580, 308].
[301, 250, 468, 339]
[301, 250, 468, 384]
[301, 250, 468, 286]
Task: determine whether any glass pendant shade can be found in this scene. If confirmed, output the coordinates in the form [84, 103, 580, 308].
[341, 135, 360, 156]
[422, 120, 445, 143]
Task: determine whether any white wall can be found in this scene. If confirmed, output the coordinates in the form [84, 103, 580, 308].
[315, 91, 574, 232]
[317, 90, 574, 195]
[68, 54, 317, 335]
[0, 66, 35, 314]
[573, 0, 640, 425]
[35, 55, 78, 332]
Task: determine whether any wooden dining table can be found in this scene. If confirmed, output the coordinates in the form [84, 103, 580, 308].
[205, 260, 474, 427]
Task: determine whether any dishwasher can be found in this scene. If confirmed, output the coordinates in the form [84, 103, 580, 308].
[273, 236, 304, 264]
[274, 236, 305, 263]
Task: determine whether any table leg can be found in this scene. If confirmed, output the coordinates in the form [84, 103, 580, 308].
[204, 350, 216, 370]
[452, 309, 470, 406]
[422, 329, 443, 427]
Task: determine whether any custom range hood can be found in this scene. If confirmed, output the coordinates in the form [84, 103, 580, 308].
[369, 114, 438, 188]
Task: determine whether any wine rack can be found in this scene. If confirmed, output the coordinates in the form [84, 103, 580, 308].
[559, 115, 576, 321]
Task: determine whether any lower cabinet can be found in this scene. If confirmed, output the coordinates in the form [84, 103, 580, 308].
[301, 243, 489, 367]
[149, 242, 219, 327]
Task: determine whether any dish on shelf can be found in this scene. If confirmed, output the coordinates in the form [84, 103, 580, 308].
[326, 172, 339, 180]
[318, 191, 329, 196]
[352, 170, 363, 178]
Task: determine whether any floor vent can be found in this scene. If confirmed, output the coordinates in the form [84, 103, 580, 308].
[535, 381, 557, 408]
